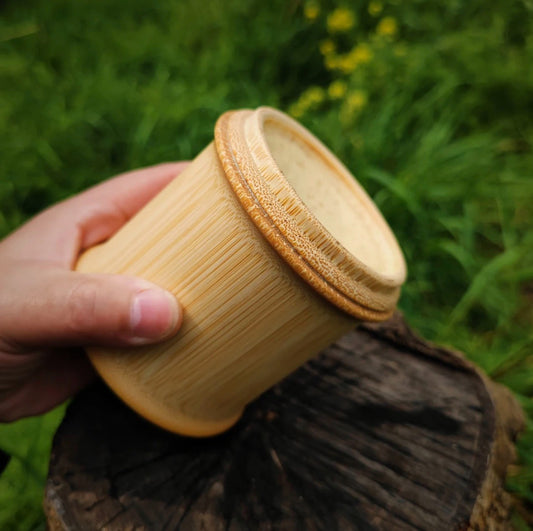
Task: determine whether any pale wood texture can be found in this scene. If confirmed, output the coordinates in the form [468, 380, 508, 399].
[77, 143, 354, 436]
[75, 106, 409, 437]
[215, 108, 406, 321]
[262, 114, 402, 279]
[76, 107, 409, 436]
[44, 315, 524, 530]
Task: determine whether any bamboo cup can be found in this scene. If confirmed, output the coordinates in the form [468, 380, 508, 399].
[76, 107, 407, 437]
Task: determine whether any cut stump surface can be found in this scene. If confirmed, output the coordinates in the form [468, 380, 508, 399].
[44, 315, 524, 530]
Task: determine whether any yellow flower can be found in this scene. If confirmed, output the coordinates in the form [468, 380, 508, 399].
[327, 7, 356, 33]
[327, 44, 372, 74]
[368, 1, 383, 16]
[301, 86, 326, 105]
[289, 103, 305, 119]
[319, 39, 336, 56]
[376, 16, 398, 37]
[349, 43, 373, 64]
[290, 86, 326, 118]
[328, 80, 347, 99]
[346, 90, 368, 113]
[339, 55, 357, 74]
[304, 2, 320, 21]
[324, 53, 340, 71]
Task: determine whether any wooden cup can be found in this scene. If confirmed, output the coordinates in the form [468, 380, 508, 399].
[76, 107, 406, 436]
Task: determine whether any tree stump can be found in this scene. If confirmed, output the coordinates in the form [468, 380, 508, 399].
[44, 315, 524, 530]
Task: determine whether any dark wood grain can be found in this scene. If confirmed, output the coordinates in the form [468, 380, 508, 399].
[44, 315, 524, 530]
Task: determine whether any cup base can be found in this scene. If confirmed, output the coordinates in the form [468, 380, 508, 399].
[89, 352, 244, 437]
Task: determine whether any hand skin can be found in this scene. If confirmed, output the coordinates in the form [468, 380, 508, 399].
[0, 162, 188, 422]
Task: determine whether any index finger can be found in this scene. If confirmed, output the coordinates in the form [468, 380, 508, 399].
[0, 162, 189, 265]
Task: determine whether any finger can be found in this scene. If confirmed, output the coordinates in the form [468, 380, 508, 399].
[0, 264, 183, 349]
[78, 161, 190, 215]
[0, 162, 189, 264]
[0, 350, 96, 422]
[71, 161, 190, 250]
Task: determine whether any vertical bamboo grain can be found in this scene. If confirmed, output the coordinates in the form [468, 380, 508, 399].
[77, 107, 406, 436]
[77, 143, 354, 436]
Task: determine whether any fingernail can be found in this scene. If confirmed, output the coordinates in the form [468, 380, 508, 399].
[130, 289, 180, 343]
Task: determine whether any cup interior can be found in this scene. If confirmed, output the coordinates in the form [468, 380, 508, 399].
[263, 118, 405, 283]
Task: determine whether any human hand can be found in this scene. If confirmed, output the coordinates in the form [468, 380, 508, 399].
[0, 162, 188, 421]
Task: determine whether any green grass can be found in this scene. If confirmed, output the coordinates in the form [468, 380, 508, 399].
[1, 0, 532, 527]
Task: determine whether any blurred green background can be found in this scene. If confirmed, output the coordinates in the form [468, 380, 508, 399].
[1, 0, 532, 528]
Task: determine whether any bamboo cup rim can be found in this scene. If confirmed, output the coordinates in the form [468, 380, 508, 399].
[215, 107, 406, 321]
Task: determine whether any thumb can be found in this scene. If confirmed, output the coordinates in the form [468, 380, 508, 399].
[0, 264, 182, 349]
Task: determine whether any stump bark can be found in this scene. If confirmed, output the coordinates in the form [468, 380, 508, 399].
[44, 315, 524, 530]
